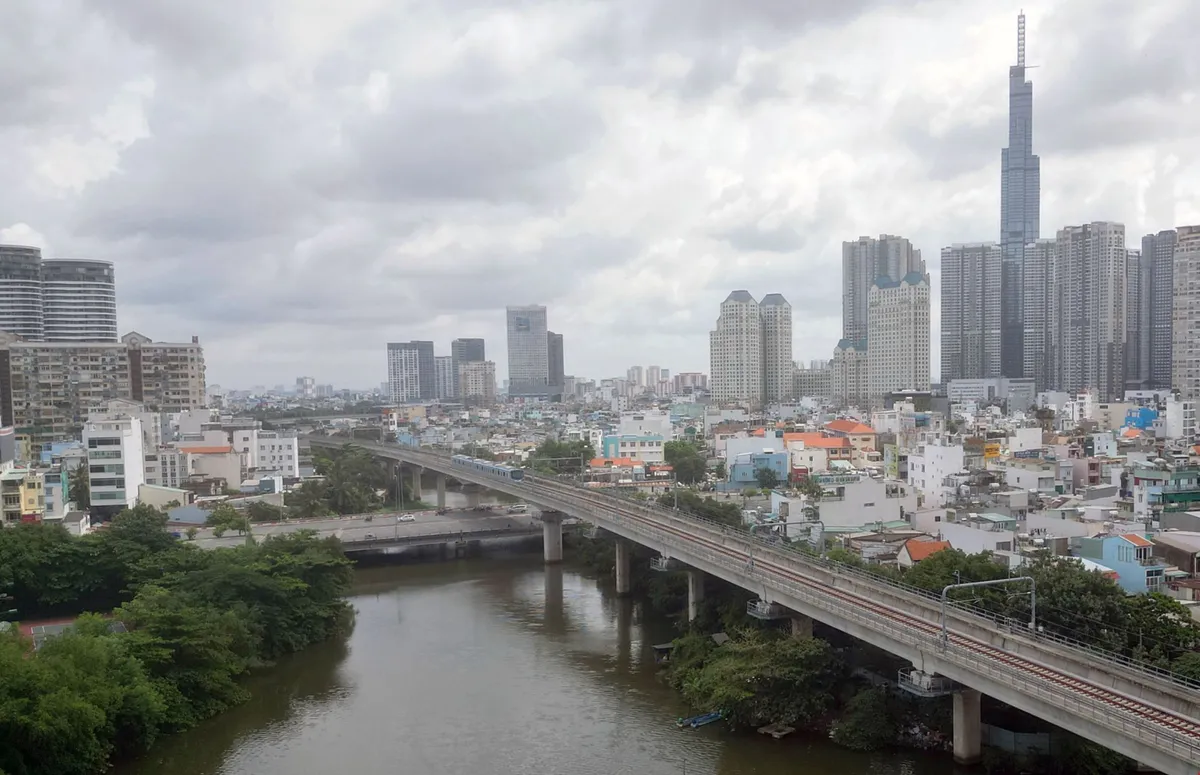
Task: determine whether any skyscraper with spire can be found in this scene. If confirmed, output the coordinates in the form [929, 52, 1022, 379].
[1001, 11, 1041, 378]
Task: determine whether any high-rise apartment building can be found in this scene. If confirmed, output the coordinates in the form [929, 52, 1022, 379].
[999, 12, 1041, 378]
[940, 243, 1002, 383]
[1050, 222, 1127, 400]
[627, 365, 644, 387]
[1141, 230, 1177, 390]
[0, 333, 205, 452]
[386, 342, 422, 403]
[547, 331, 564, 395]
[295, 376, 315, 399]
[842, 235, 924, 341]
[1125, 250, 1142, 389]
[709, 291, 763, 403]
[759, 293, 793, 402]
[0, 245, 47, 341]
[646, 365, 662, 389]
[450, 338, 485, 398]
[1021, 238, 1056, 390]
[1173, 226, 1200, 400]
[458, 360, 497, 405]
[506, 305, 550, 396]
[867, 273, 930, 401]
[41, 259, 118, 341]
[434, 356, 456, 401]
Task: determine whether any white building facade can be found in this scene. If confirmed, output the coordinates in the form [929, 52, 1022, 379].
[867, 273, 931, 402]
[1173, 225, 1200, 400]
[83, 416, 145, 512]
[709, 290, 763, 404]
[759, 293, 793, 402]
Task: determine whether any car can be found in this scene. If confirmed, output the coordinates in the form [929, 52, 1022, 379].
[364, 532, 376, 539]
[399, 514, 416, 523]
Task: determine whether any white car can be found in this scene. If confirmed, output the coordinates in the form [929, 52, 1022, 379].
[399, 514, 416, 523]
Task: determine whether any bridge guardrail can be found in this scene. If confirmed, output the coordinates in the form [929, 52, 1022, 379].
[309, 439, 1200, 696]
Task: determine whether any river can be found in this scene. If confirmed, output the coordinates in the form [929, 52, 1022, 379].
[114, 556, 959, 775]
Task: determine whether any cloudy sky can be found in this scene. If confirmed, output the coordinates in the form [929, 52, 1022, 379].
[2, 0, 1198, 390]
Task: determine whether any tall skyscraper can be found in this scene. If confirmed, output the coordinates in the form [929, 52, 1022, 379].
[999, 12, 1041, 378]
[450, 337, 485, 398]
[547, 331, 564, 394]
[1172, 226, 1200, 400]
[940, 243, 1002, 383]
[759, 293, 794, 402]
[506, 305, 550, 396]
[1125, 249, 1142, 389]
[1050, 223, 1127, 400]
[1142, 230, 1178, 389]
[709, 291, 762, 403]
[627, 365, 644, 387]
[1021, 238, 1056, 390]
[867, 272, 931, 401]
[0, 245, 46, 341]
[41, 259, 118, 342]
[842, 235, 924, 341]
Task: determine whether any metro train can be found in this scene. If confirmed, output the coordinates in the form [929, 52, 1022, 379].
[451, 454, 526, 482]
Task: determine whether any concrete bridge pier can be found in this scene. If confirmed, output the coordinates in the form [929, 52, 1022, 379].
[952, 688, 982, 766]
[542, 511, 564, 564]
[615, 539, 632, 595]
[687, 570, 705, 622]
[435, 473, 446, 509]
[790, 614, 813, 639]
[410, 466, 423, 504]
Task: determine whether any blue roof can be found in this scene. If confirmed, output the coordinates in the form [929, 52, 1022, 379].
[871, 271, 928, 289]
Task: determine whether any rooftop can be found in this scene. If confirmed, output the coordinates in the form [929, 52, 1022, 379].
[904, 538, 952, 562]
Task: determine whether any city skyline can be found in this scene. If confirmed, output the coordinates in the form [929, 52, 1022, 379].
[2, 2, 1197, 387]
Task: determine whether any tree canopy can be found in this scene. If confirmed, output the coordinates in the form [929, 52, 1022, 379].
[0, 507, 353, 775]
[528, 439, 594, 475]
[663, 440, 707, 485]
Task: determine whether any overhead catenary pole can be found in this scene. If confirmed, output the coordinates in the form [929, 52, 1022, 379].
[940, 576, 1036, 649]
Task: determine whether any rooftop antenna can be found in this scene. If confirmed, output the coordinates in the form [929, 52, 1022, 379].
[1017, 10, 1026, 67]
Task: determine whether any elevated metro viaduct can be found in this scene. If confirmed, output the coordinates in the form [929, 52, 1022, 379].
[306, 436, 1200, 773]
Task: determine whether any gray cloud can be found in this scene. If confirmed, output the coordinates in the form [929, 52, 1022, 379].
[3, 0, 1197, 387]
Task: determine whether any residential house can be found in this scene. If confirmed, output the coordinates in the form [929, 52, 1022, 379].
[1074, 534, 1170, 594]
[897, 538, 952, 568]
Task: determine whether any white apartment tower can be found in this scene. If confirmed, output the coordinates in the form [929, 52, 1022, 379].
[867, 272, 931, 401]
[1050, 222, 1127, 400]
[940, 243, 1001, 383]
[386, 343, 422, 403]
[759, 293, 793, 402]
[1173, 226, 1200, 400]
[83, 415, 145, 516]
[506, 305, 550, 396]
[709, 290, 763, 404]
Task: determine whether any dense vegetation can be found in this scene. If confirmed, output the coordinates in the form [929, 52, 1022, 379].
[663, 440, 707, 484]
[286, 444, 423, 518]
[0, 506, 353, 775]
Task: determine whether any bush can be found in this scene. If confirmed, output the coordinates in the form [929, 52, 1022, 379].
[829, 687, 897, 751]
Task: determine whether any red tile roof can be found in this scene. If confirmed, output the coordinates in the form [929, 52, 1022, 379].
[1120, 533, 1152, 548]
[825, 419, 875, 435]
[179, 445, 233, 455]
[904, 538, 952, 562]
[590, 457, 641, 467]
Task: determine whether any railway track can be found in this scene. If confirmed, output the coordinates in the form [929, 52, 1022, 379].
[520, 475, 1200, 756]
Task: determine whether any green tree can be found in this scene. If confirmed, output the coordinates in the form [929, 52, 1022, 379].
[673, 629, 840, 728]
[830, 687, 898, 751]
[754, 467, 780, 491]
[185, 527, 198, 541]
[246, 501, 285, 523]
[206, 504, 251, 538]
[68, 464, 91, 510]
[313, 444, 387, 514]
[714, 461, 727, 480]
[664, 440, 707, 484]
[659, 490, 742, 527]
[286, 480, 332, 519]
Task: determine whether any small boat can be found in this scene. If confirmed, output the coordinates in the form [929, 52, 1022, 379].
[677, 711, 723, 729]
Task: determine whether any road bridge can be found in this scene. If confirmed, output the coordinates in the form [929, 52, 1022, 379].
[305, 436, 1200, 773]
